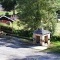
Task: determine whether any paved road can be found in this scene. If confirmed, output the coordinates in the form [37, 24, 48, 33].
[0, 36, 60, 60]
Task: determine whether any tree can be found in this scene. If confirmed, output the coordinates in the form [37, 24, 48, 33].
[1, 0, 16, 15]
[17, 0, 57, 33]
[17, 20, 21, 30]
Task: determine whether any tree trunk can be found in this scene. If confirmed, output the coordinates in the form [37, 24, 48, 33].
[13, 7, 15, 16]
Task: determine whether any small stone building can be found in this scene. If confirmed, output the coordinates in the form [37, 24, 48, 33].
[33, 29, 51, 46]
[0, 16, 13, 25]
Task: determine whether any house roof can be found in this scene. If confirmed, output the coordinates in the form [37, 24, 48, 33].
[33, 29, 51, 35]
[0, 16, 14, 22]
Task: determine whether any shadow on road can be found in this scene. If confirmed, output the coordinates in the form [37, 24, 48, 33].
[9, 54, 60, 60]
[0, 36, 60, 60]
[0, 36, 33, 48]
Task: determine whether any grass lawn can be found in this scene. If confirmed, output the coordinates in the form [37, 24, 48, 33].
[44, 38, 60, 53]
[44, 22, 60, 53]
[54, 22, 60, 36]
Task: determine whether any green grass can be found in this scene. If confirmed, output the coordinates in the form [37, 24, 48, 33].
[12, 21, 25, 30]
[44, 38, 60, 53]
[44, 22, 60, 53]
[0, 11, 6, 15]
[0, 10, 18, 16]
[0, 22, 10, 27]
[54, 23, 60, 36]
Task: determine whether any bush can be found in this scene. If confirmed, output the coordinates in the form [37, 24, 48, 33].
[5, 12, 11, 17]
[0, 25, 33, 39]
[0, 26, 12, 34]
[51, 36, 60, 42]
[13, 30, 33, 37]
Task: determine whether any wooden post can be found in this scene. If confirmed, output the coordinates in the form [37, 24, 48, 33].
[12, 22, 13, 34]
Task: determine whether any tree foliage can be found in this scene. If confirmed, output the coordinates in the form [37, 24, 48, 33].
[17, 0, 57, 33]
[1, 0, 16, 12]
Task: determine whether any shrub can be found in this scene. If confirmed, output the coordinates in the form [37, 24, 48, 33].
[0, 25, 12, 34]
[13, 30, 33, 37]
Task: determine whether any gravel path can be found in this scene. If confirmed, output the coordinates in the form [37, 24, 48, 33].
[0, 36, 60, 60]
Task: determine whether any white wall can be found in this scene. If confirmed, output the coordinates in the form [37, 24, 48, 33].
[33, 33, 50, 40]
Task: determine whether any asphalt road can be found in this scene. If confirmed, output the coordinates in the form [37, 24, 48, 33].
[0, 36, 60, 60]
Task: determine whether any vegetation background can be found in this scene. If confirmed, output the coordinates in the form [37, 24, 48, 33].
[0, 0, 60, 53]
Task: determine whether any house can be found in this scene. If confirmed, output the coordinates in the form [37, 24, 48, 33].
[0, 16, 13, 25]
[33, 29, 51, 46]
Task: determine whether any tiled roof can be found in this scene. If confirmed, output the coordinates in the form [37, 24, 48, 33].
[33, 29, 50, 35]
[0, 16, 13, 22]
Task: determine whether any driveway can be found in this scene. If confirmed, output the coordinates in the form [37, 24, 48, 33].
[0, 36, 60, 60]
